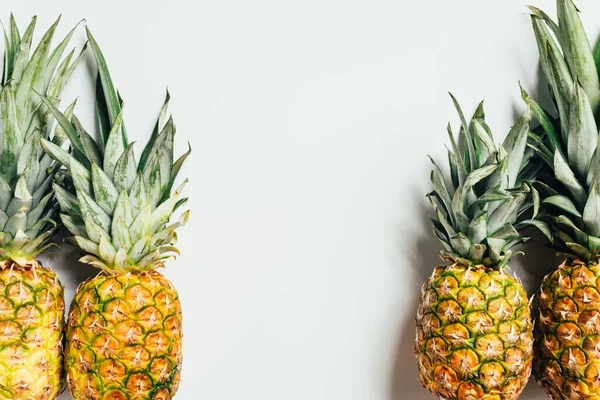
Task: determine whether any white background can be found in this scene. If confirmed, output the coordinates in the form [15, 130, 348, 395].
[8, 0, 596, 399]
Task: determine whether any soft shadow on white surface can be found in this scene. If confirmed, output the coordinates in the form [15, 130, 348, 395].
[40, 233, 98, 307]
[42, 234, 97, 400]
[44, 239, 96, 400]
[58, 389, 72, 400]
[388, 202, 441, 400]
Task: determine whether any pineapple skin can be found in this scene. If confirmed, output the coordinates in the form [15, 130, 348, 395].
[415, 264, 533, 400]
[0, 261, 64, 400]
[65, 270, 182, 400]
[535, 262, 600, 400]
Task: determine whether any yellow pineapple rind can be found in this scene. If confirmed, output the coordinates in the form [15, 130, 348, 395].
[0, 260, 64, 400]
[415, 264, 533, 400]
[534, 261, 600, 400]
[65, 269, 182, 400]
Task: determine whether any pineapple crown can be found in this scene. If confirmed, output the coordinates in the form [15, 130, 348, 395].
[40, 27, 190, 273]
[0, 15, 82, 265]
[524, 0, 600, 261]
[429, 95, 541, 269]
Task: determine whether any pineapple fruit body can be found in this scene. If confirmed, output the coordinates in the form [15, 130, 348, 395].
[66, 270, 182, 400]
[40, 27, 190, 399]
[415, 264, 533, 400]
[414, 94, 537, 398]
[0, 260, 64, 400]
[520, 0, 600, 398]
[535, 261, 600, 399]
[0, 14, 81, 398]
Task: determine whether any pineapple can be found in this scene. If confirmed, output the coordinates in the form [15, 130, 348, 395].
[521, 1, 600, 398]
[0, 15, 82, 399]
[40, 27, 190, 400]
[415, 96, 540, 400]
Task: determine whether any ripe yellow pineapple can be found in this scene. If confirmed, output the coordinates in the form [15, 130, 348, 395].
[0, 14, 82, 399]
[535, 262, 600, 400]
[40, 27, 189, 399]
[0, 264, 64, 400]
[523, 1, 600, 398]
[415, 96, 539, 400]
[68, 271, 182, 399]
